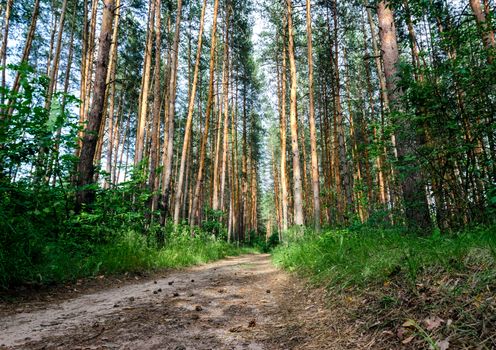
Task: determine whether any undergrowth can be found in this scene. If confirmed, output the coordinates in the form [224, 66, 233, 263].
[0, 167, 257, 289]
[0, 229, 254, 289]
[273, 226, 496, 348]
[273, 225, 496, 290]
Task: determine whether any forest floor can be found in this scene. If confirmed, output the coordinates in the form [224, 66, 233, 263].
[3, 252, 491, 349]
[0, 254, 348, 350]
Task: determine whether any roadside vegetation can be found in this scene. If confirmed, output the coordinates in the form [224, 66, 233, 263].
[0, 161, 254, 289]
[273, 226, 496, 348]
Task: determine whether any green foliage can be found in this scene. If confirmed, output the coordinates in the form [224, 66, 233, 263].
[87, 229, 252, 276]
[69, 168, 155, 243]
[0, 64, 80, 180]
[0, 166, 253, 288]
[0, 181, 72, 287]
[248, 231, 279, 253]
[200, 208, 227, 240]
[487, 184, 496, 217]
[0, 228, 251, 289]
[273, 225, 496, 290]
[0, 66, 251, 290]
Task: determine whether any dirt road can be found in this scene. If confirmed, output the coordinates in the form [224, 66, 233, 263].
[0, 254, 335, 350]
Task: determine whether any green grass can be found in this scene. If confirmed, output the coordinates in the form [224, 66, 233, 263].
[272, 225, 496, 290]
[93, 231, 256, 273]
[272, 225, 496, 348]
[0, 230, 255, 289]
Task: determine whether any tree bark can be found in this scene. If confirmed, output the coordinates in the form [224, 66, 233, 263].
[286, 0, 304, 227]
[469, 0, 495, 63]
[45, 0, 69, 110]
[160, 0, 184, 220]
[219, 7, 231, 213]
[49, 14, 76, 187]
[0, 0, 13, 105]
[77, 0, 98, 155]
[213, 8, 230, 212]
[279, 29, 289, 233]
[190, 0, 221, 228]
[104, 0, 122, 187]
[173, 0, 207, 225]
[76, 0, 116, 211]
[135, 0, 155, 166]
[149, 0, 163, 212]
[230, 80, 239, 240]
[271, 145, 283, 236]
[6, 0, 40, 118]
[377, 0, 431, 230]
[305, 0, 321, 232]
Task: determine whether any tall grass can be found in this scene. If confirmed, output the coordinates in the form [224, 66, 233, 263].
[0, 230, 254, 289]
[272, 226, 496, 289]
[93, 231, 253, 272]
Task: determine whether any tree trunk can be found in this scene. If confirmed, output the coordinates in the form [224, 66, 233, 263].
[173, 0, 207, 225]
[45, 0, 69, 110]
[0, 0, 13, 105]
[49, 14, 76, 187]
[135, 0, 155, 166]
[343, 46, 366, 222]
[213, 12, 230, 212]
[219, 7, 231, 213]
[78, 0, 89, 138]
[116, 111, 131, 184]
[305, 0, 321, 232]
[331, 0, 353, 222]
[286, 0, 304, 227]
[6, 0, 40, 118]
[76, 0, 116, 211]
[362, 12, 386, 209]
[469, 0, 495, 63]
[77, 0, 98, 155]
[240, 91, 248, 236]
[161, 0, 184, 220]
[250, 155, 258, 232]
[149, 0, 162, 212]
[279, 30, 289, 233]
[104, 0, 122, 187]
[271, 146, 283, 236]
[230, 80, 239, 240]
[190, 0, 220, 228]
[377, 0, 431, 230]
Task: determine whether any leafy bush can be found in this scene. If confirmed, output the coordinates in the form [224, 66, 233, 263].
[201, 207, 227, 240]
[247, 230, 279, 253]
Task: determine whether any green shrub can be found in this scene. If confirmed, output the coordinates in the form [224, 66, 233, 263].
[248, 231, 279, 253]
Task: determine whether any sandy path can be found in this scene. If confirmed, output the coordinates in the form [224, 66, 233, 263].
[0, 254, 314, 350]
